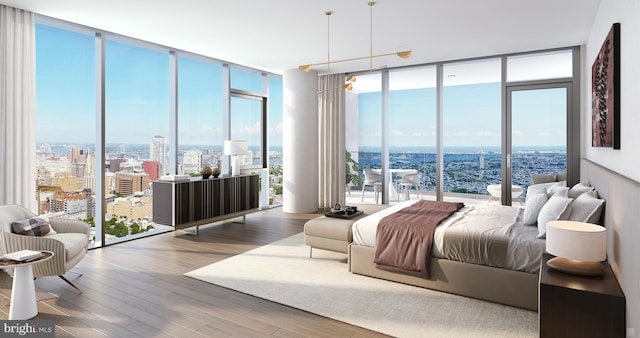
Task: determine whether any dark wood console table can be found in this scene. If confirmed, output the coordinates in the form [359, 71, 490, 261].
[539, 252, 625, 337]
[152, 174, 260, 234]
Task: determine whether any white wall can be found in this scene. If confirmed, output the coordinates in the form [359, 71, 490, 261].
[583, 0, 640, 335]
[584, 0, 640, 182]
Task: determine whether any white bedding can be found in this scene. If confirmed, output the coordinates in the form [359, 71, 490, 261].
[352, 199, 472, 258]
[352, 200, 546, 273]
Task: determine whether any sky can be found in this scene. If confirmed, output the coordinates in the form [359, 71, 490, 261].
[36, 22, 564, 151]
[357, 83, 567, 148]
[35, 23, 283, 148]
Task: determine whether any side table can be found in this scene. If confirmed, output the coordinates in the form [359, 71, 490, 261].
[539, 252, 625, 337]
[1, 251, 54, 320]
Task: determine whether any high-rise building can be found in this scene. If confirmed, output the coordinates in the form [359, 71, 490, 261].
[85, 151, 95, 176]
[109, 158, 126, 173]
[143, 160, 160, 181]
[115, 172, 150, 196]
[150, 136, 166, 176]
[68, 148, 84, 163]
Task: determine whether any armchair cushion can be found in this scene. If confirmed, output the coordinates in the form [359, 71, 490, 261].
[11, 217, 52, 236]
[48, 233, 89, 260]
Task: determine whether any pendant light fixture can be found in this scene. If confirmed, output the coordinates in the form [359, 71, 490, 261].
[299, 1, 412, 74]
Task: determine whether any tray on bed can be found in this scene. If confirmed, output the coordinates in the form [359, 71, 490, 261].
[325, 210, 363, 219]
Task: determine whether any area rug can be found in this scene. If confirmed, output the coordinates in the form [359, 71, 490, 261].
[185, 233, 537, 337]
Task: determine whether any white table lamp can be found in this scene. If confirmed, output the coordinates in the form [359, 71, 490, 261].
[223, 140, 248, 176]
[546, 220, 606, 276]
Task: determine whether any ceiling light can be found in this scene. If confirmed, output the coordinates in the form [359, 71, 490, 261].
[299, 2, 412, 73]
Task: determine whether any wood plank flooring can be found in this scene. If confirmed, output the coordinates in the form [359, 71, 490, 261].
[0, 207, 389, 337]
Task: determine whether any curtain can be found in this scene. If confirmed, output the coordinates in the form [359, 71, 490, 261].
[0, 5, 36, 210]
[318, 74, 346, 210]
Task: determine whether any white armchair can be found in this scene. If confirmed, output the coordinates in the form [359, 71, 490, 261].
[0, 204, 90, 293]
[361, 168, 383, 203]
[398, 173, 423, 201]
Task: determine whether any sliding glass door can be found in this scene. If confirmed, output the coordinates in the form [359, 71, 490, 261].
[506, 85, 569, 203]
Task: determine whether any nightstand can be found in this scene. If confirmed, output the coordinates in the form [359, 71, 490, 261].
[539, 253, 626, 337]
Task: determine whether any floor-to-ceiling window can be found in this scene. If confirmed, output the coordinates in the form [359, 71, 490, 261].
[35, 22, 97, 242]
[388, 67, 437, 199]
[35, 18, 282, 247]
[268, 76, 283, 206]
[103, 37, 171, 245]
[177, 55, 223, 177]
[345, 48, 577, 205]
[442, 59, 502, 200]
[230, 66, 270, 208]
[505, 50, 574, 200]
[348, 73, 382, 203]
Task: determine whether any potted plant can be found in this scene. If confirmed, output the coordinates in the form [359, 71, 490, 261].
[211, 167, 221, 178]
[201, 166, 213, 179]
[346, 150, 363, 188]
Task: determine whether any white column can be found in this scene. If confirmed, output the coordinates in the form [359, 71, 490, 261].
[283, 69, 318, 213]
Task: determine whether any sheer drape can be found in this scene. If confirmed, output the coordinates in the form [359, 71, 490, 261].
[0, 5, 36, 210]
[318, 74, 346, 210]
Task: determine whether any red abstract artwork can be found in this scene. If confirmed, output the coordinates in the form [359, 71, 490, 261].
[592, 23, 620, 149]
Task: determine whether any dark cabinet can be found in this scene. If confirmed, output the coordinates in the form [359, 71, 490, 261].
[539, 253, 625, 338]
[152, 174, 260, 232]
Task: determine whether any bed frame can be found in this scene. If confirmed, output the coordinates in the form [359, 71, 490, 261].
[348, 243, 539, 311]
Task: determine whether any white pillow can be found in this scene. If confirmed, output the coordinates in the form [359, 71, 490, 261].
[550, 187, 569, 198]
[568, 192, 605, 224]
[568, 182, 595, 199]
[537, 195, 573, 239]
[523, 189, 548, 225]
[546, 181, 567, 198]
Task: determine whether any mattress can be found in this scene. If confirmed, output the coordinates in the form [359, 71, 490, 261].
[352, 200, 546, 273]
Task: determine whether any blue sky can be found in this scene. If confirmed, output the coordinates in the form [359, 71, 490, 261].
[358, 83, 567, 148]
[36, 22, 563, 150]
[35, 23, 283, 148]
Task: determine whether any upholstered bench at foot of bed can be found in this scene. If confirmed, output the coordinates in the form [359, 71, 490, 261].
[304, 204, 388, 257]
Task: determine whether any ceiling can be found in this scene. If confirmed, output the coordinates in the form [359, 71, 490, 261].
[2, 0, 601, 76]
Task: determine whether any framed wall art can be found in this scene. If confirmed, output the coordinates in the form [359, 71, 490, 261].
[592, 23, 620, 149]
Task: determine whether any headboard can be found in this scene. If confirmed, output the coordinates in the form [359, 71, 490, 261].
[581, 158, 639, 333]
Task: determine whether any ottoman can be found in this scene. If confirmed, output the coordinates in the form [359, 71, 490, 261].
[304, 204, 388, 257]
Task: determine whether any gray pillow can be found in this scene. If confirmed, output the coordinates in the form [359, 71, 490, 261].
[568, 182, 595, 199]
[531, 174, 556, 184]
[12, 217, 51, 236]
[537, 195, 573, 239]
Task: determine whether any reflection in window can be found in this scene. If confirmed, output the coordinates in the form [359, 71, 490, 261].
[230, 95, 263, 168]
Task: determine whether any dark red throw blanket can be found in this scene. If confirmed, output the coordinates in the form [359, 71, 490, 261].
[374, 200, 464, 279]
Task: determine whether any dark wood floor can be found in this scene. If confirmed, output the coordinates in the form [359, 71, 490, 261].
[0, 207, 389, 337]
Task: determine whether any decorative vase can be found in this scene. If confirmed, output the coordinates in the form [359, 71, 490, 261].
[202, 174, 211, 179]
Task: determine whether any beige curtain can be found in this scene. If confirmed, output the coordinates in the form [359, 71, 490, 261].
[318, 74, 346, 210]
[0, 5, 36, 210]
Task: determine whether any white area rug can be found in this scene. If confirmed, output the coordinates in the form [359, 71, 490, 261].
[185, 233, 537, 337]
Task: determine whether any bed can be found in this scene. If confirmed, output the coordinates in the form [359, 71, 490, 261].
[347, 183, 605, 311]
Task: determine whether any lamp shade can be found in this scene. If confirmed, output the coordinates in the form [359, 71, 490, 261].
[223, 140, 248, 155]
[546, 220, 606, 262]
